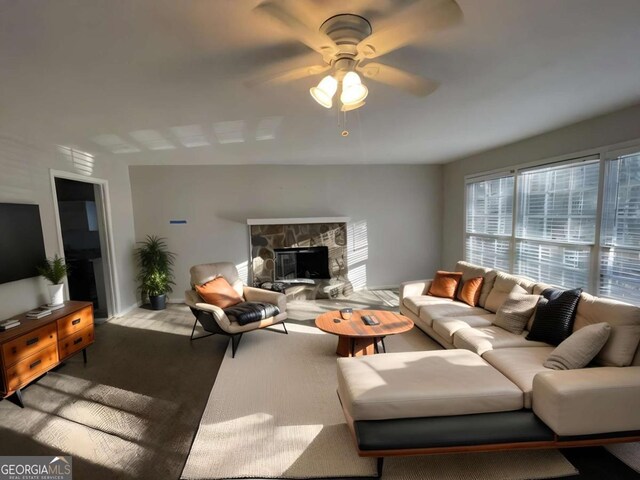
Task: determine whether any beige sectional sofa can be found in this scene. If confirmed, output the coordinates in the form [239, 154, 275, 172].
[337, 261, 640, 477]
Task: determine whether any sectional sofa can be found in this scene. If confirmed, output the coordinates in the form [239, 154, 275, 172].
[337, 261, 640, 477]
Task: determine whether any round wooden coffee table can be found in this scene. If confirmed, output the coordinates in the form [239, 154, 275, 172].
[315, 310, 414, 357]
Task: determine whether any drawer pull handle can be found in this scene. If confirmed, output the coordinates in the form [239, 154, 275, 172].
[30, 359, 41, 369]
[73, 338, 83, 345]
[26, 337, 39, 346]
[72, 318, 81, 325]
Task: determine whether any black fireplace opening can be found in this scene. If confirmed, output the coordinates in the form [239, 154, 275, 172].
[274, 246, 330, 280]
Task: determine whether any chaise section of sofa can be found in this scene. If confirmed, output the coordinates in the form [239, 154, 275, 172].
[338, 261, 640, 474]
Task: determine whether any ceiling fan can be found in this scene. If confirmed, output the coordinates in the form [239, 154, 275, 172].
[252, 0, 463, 111]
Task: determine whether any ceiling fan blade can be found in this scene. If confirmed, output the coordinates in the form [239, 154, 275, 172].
[356, 0, 462, 59]
[254, 0, 338, 59]
[357, 62, 439, 97]
[246, 64, 330, 87]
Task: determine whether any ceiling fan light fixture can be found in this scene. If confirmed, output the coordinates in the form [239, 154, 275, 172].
[340, 71, 369, 105]
[310, 75, 338, 108]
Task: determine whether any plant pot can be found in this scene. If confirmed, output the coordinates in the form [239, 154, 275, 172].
[149, 294, 166, 310]
[48, 284, 65, 306]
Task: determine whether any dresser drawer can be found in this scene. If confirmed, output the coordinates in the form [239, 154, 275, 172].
[58, 324, 94, 360]
[57, 306, 93, 338]
[5, 343, 59, 393]
[2, 323, 57, 367]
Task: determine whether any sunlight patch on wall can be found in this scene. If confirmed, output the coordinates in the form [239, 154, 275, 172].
[235, 261, 249, 284]
[57, 145, 95, 176]
[347, 220, 368, 290]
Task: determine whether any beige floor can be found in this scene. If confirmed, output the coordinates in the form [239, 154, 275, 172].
[0, 290, 400, 480]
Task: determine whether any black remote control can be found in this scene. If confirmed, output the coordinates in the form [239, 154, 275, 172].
[362, 315, 380, 326]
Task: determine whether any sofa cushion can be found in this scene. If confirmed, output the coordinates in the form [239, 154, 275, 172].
[483, 347, 554, 409]
[456, 277, 484, 307]
[484, 271, 536, 313]
[432, 315, 494, 343]
[403, 295, 452, 316]
[419, 303, 489, 328]
[544, 322, 611, 370]
[493, 285, 540, 335]
[527, 288, 582, 346]
[453, 325, 550, 356]
[533, 367, 640, 436]
[336, 349, 523, 421]
[455, 261, 498, 308]
[195, 276, 243, 308]
[573, 292, 640, 367]
[427, 271, 463, 299]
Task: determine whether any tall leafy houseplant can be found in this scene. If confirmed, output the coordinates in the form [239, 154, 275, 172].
[135, 235, 176, 310]
[37, 254, 71, 306]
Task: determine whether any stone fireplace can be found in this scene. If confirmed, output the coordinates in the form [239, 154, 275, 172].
[247, 217, 352, 298]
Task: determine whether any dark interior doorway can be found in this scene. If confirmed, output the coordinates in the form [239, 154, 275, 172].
[54, 178, 109, 318]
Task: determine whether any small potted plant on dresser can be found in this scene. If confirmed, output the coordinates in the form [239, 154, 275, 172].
[135, 235, 176, 310]
[37, 254, 71, 306]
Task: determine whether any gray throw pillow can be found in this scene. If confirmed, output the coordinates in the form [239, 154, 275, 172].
[493, 285, 540, 335]
[544, 322, 612, 370]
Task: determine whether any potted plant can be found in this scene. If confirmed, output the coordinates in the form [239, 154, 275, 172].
[135, 235, 176, 310]
[37, 254, 71, 306]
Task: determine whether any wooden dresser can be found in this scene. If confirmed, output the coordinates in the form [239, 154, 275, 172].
[0, 301, 94, 407]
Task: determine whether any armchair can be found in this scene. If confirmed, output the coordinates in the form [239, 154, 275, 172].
[185, 262, 287, 357]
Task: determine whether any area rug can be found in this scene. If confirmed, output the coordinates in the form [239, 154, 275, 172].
[606, 442, 640, 473]
[181, 322, 578, 479]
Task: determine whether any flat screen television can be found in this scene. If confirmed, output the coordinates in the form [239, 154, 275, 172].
[0, 203, 47, 284]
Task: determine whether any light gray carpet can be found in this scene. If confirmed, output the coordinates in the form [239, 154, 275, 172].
[182, 300, 578, 480]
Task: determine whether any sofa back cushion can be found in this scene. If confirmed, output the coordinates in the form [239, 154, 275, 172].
[573, 292, 640, 367]
[455, 261, 497, 308]
[484, 271, 536, 313]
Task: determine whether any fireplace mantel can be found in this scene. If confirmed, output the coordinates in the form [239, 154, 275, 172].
[247, 217, 350, 225]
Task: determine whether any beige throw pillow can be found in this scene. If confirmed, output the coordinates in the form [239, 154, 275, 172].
[493, 285, 540, 335]
[544, 322, 612, 370]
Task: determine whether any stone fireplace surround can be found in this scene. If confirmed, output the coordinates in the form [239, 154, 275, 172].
[247, 217, 353, 298]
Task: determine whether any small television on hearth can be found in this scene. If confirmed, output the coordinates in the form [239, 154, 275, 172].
[0, 203, 47, 284]
[274, 246, 330, 280]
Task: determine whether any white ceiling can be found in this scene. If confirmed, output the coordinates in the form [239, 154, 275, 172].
[2, 0, 640, 165]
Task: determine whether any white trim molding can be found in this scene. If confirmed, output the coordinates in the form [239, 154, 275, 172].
[247, 217, 350, 225]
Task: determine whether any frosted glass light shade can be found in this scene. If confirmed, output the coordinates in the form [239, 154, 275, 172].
[340, 72, 368, 106]
[310, 75, 338, 108]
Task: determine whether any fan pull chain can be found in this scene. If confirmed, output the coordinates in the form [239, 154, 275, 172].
[341, 110, 349, 137]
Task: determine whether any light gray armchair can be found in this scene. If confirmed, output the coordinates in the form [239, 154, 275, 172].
[185, 262, 287, 357]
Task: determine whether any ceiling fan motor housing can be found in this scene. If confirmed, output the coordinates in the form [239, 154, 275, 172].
[320, 14, 372, 62]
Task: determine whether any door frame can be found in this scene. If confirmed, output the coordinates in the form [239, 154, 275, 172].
[50, 169, 120, 318]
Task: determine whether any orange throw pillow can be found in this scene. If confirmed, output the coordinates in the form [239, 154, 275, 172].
[457, 277, 484, 307]
[195, 277, 243, 308]
[428, 271, 463, 299]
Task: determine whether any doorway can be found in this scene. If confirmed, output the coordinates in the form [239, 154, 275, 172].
[53, 177, 113, 319]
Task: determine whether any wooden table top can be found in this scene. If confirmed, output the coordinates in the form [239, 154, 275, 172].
[315, 310, 414, 338]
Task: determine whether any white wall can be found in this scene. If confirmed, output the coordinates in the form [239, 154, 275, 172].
[0, 133, 138, 319]
[129, 164, 442, 296]
[442, 103, 640, 269]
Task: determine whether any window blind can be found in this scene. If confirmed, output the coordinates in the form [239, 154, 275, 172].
[465, 175, 514, 270]
[599, 153, 640, 303]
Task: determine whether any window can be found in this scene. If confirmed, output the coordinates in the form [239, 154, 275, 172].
[514, 160, 600, 288]
[465, 175, 514, 271]
[599, 152, 640, 302]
